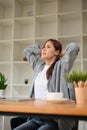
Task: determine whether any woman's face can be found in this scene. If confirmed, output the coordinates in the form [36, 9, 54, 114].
[41, 41, 59, 61]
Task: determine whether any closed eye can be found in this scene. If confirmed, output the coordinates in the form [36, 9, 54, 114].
[45, 45, 51, 48]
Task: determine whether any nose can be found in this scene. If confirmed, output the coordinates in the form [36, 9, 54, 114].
[42, 47, 46, 51]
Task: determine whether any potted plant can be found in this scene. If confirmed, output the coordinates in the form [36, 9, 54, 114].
[66, 70, 87, 104]
[24, 79, 29, 84]
[0, 72, 8, 98]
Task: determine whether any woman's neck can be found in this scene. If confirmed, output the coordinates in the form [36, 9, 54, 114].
[45, 59, 55, 66]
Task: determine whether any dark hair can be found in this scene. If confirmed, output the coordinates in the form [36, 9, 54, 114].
[42, 39, 62, 79]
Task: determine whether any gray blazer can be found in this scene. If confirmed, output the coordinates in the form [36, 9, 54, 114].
[24, 42, 80, 130]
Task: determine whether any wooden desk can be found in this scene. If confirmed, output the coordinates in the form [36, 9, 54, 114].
[0, 99, 87, 120]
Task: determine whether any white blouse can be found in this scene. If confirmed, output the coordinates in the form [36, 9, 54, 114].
[34, 65, 49, 99]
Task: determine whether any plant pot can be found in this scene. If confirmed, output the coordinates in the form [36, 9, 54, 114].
[75, 87, 87, 104]
[0, 90, 6, 98]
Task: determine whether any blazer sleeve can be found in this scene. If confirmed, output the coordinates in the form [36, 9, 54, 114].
[61, 42, 80, 72]
[24, 44, 41, 70]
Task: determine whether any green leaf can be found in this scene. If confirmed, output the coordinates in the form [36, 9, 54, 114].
[65, 70, 87, 83]
[0, 72, 8, 90]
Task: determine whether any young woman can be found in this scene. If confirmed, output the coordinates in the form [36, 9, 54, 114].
[11, 39, 79, 130]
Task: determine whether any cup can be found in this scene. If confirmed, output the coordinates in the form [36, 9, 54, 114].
[46, 92, 63, 100]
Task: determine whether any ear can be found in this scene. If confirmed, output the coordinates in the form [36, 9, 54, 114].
[55, 50, 60, 56]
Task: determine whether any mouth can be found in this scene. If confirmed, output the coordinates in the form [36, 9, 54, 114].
[42, 52, 46, 55]
[41, 53, 46, 57]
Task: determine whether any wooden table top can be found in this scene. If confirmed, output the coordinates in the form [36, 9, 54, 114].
[0, 99, 87, 117]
